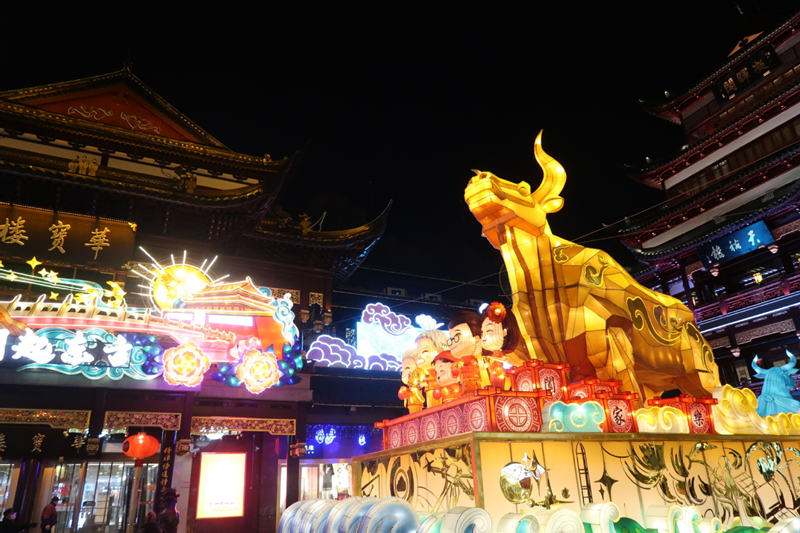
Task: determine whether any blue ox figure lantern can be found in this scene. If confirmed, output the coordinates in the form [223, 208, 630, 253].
[753, 350, 800, 417]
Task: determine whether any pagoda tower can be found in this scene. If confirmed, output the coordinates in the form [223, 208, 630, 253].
[620, 13, 800, 389]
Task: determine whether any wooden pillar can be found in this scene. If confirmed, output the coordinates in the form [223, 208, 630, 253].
[88, 390, 107, 438]
[259, 435, 280, 533]
[13, 458, 42, 524]
[285, 403, 307, 508]
[85, 390, 107, 463]
[656, 271, 670, 295]
[780, 248, 795, 275]
[679, 262, 694, 310]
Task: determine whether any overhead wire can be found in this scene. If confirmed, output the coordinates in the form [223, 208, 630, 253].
[330, 270, 501, 327]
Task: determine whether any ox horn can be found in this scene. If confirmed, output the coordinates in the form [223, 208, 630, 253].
[784, 349, 797, 372]
[532, 130, 566, 213]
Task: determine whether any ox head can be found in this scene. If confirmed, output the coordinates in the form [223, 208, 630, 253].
[464, 131, 566, 249]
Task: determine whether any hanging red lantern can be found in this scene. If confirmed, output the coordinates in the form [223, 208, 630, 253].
[122, 432, 160, 464]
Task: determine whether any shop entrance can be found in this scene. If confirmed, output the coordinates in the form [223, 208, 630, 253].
[51, 461, 158, 533]
[277, 460, 352, 516]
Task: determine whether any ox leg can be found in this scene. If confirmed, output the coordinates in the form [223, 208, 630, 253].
[585, 326, 643, 400]
[584, 299, 644, 400]
[677, 328, 720, 397]
[673, 373, 714, 398]
[606, 326, 646, 402]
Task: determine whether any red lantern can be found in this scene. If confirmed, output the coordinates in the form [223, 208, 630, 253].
[122, 433, 160, 464]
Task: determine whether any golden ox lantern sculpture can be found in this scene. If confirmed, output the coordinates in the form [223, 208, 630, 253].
[464, 132, 720, 404]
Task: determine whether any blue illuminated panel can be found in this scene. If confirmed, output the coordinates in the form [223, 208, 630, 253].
[698, 221, 774, 267]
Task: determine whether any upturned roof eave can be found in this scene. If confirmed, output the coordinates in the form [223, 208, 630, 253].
[640, 12, 800, 119]
[0, 158, 277, 210]
[249, 200, 392, 249]
[0, 68, 228, 149]
[622, 143, 800, 236]
[629, 178, 800, 259]
[631, 82, 800, 184]
[0, 102, 288, 176]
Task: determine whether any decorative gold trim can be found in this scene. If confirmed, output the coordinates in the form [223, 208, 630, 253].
[267, 288, 301, 305]
[735, 319, 795, 345]
[0, 408, 90, 430]
[190, 416, 295, 435]
[309, 291, 324, 308]
[104, 411, 182, 432]
[0, 148, 265, 204]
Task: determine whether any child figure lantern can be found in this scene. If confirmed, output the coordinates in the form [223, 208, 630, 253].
[398, 349, 425, 413]
[430, 351, 462, 404]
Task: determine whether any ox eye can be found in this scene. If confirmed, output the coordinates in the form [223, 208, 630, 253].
[517, 181, 531, 195]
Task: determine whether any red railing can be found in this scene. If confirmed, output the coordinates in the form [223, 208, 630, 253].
[694, 272, 800, 322]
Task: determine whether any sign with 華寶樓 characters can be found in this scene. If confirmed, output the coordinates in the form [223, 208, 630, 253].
[0, 203, 135, 268]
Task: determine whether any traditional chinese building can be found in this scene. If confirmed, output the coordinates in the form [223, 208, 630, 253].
[619, 13, 800, 391]
[0, 68, 389, 532]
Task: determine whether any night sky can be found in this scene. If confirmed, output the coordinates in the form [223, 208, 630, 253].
[2, 3, 796, 286]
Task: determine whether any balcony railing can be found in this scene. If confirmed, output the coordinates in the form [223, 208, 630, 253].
[693, 272, 800, 322]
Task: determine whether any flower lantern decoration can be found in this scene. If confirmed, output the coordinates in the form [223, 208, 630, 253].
[162, 343, 210, 387]
[487, 301, 506, 323]
[236, 346, 281, 394]
[122, 432, 160, 466]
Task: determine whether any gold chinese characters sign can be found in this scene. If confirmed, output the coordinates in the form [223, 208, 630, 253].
[464, 132, 720, 405]
[0, 203, 135, 267]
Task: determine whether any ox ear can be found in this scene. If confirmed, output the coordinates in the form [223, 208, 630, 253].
[542, 197, 564, 213]
[517, 181, 531, 195]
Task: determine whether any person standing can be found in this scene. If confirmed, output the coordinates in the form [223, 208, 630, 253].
[141, 511, 161, 533]
[40, 497, 58, 532]
[158, 489, 179, 533]
[1, 508, 37, 533]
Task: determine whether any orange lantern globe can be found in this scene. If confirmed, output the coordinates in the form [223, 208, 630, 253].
[122, 433, 160, 464]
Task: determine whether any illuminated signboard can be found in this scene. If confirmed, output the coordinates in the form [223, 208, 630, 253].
[0, 249, 303, 392]
[0, 203, 135, 268]
[0, 327, 164, 381]
[196, 452, 246, 519]
[698, 220, 774, 267]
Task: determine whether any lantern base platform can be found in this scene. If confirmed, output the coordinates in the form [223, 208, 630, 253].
[354, 430, 800, 529]
[377, 389, 643, 450]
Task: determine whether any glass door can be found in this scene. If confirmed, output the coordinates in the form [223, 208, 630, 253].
[52, 462, 83, 532]
[53, 461, 158, 533]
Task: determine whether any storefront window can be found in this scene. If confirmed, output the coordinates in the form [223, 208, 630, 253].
[278, 460, 353, 517]
[0, 463, 13, 510]
[319, 463, 351, 500]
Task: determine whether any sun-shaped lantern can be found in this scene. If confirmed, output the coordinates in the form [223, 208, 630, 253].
[131, 249, 230, 311]
[150, 264, 210, 310]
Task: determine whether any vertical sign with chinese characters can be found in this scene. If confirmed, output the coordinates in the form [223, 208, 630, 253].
[155, 430, 177, 513]
[698, 220, 775, 267]
[0, 204, 135, 267]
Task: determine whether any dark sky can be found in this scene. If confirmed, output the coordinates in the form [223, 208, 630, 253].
[2, 3, 797, 284]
